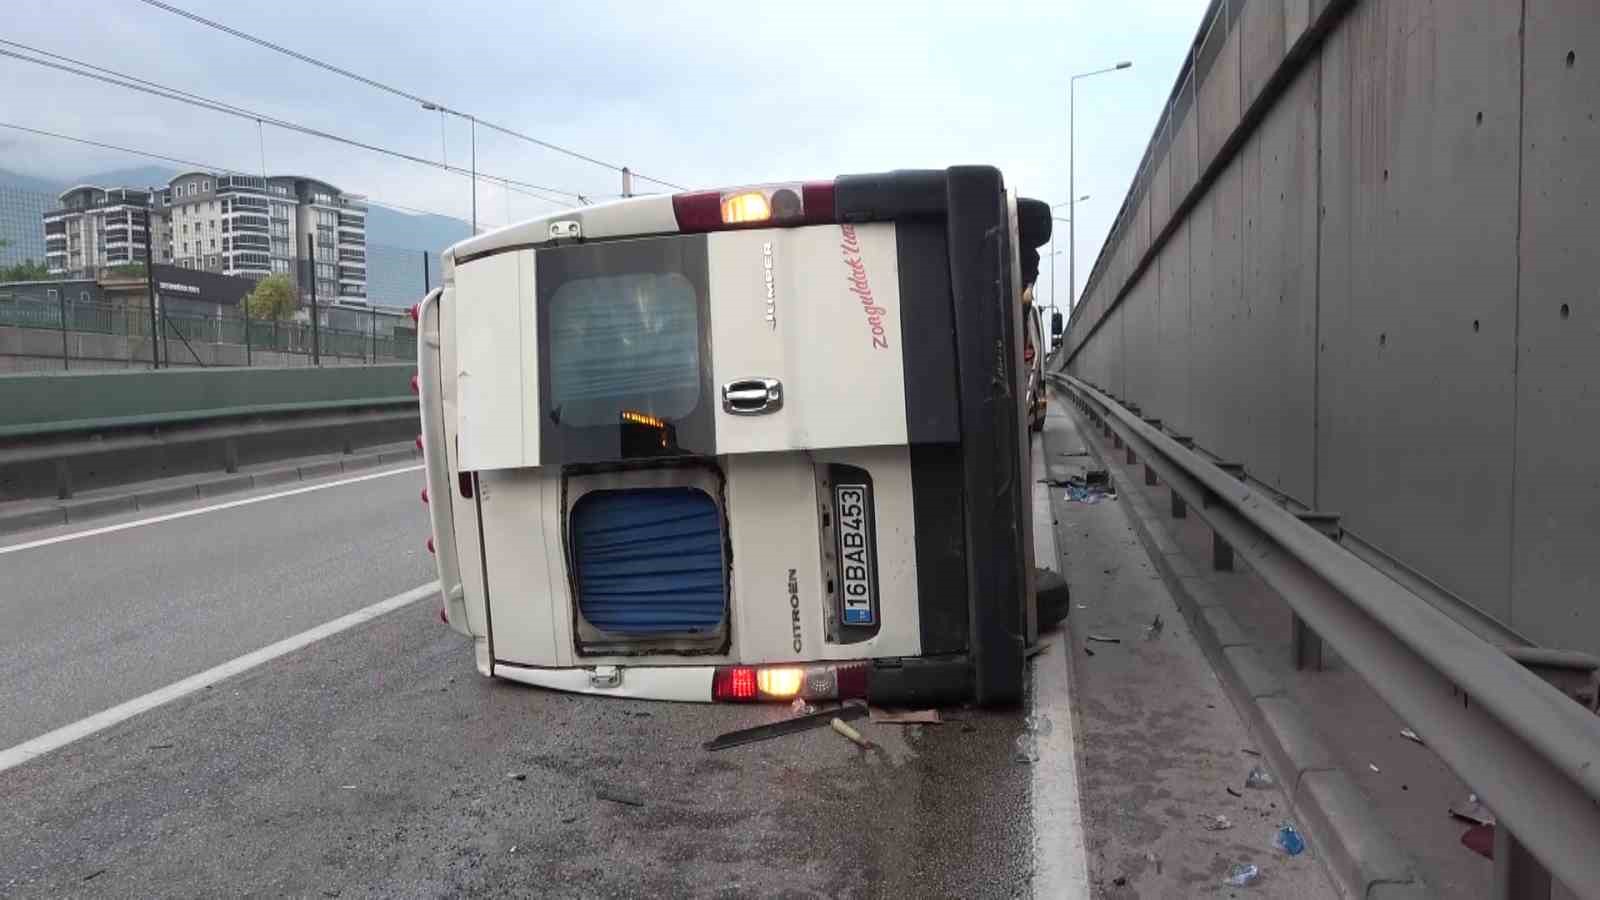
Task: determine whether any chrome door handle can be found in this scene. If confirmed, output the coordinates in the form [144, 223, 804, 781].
[722, 378, 783, 415]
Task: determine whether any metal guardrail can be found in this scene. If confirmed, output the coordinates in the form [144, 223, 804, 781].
[1050, 371, 1600, 899]
[0, 300, 419, 363]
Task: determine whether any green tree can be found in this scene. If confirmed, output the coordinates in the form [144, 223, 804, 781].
[244, 274, 297, 320]
[0, 259, 49, 282]
[104, 262, 148, 279]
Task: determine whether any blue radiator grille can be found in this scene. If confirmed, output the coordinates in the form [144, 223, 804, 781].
[571, 487, 726, 634]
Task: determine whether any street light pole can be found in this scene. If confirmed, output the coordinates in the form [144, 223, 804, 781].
[1048, 202, 1085, 318]
[1070, 61, 1132, 315]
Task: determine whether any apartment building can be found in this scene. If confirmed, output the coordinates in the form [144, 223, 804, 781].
[43, 173, 367, 303]
[42, 186, 169, 277]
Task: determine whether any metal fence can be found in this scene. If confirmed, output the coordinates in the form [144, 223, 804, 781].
[0, 298, 416, 368]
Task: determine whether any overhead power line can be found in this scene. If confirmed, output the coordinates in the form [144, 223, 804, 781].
[0, 40, 580, 209]
[136, 0, 688, 192]
[0, 120, 482, 226]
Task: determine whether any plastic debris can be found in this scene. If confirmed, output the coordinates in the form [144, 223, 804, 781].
[339, 785, 356, 790]
[1449, 793, 1496, 827]
[507, 772, 527, 781]
[1013, 733, 1040, 764]
[1145, 614, 1164, 640]
[870, 707, 942, 725]
[1400, 728, 1425, 745]
[1224, 863, 1261, 887]
[1460, 823, 1494, 859]
[830, 717, 873, 749]
[1245, 766, 1276, 789]
[1241, 748, 1262, 756]
[1086, 634, 1121, 644]
[1226, 787, 1243, 798]
[1024, 714, 1054, 737]
[1368, 763, 1381, 773]
[1205, 814, 1234, 831]
[789, 698, 817, 717]
[1273, 823, 1305, 856]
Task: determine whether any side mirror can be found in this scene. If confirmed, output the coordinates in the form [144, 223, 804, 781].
[1051, 311, 1064, 339]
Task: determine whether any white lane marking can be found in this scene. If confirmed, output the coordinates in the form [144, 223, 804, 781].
[0, 581, 438, 774]
[0, 464, 422, 556]
[1031, 410, 1091, 899]
[1030, 630, 1092, 899]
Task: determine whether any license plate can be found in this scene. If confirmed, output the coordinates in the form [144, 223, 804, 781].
[834, 483, 877, 626]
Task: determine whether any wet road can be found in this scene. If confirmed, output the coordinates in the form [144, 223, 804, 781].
[0, 464, 1036, 897]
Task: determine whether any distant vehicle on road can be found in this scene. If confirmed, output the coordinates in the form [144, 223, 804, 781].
[414, 168, 1052, 706]
[1023, 287, 1046, 432]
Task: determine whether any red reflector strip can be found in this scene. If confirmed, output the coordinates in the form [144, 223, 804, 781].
[836, 663, 870, 700]
[671, 192, 723, 233]
[800, 181, 836, 225]
[712, 666, 759, 702]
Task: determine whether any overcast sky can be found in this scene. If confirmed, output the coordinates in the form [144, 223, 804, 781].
[0, 0, 1208, 307]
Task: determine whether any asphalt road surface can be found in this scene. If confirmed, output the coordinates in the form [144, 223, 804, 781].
[0, 463, 1035, 898]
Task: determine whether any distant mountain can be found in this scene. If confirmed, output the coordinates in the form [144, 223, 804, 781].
[73, 165, 181, 190]
[364, 205, 470, 254]
[0, 167, 64, 197]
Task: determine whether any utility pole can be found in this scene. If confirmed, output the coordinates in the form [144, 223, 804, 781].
[307, 233, 321, 366]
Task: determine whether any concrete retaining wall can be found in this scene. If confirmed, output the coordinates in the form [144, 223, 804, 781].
[1061, 0, 1600, 655]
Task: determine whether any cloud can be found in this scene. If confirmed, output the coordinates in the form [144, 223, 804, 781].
[0, 0, 1208, 285]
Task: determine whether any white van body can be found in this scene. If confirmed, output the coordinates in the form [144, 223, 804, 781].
[417, 170, 1051, 705]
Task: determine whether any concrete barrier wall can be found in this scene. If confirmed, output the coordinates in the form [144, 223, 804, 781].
[0, 364, 415, 435]
[1061, 0, 1599, 654]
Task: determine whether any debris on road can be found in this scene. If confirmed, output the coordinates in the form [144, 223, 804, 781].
[1368, 763, 1381, 773]
[1086, 633, 1121, 644]
[147, 743, 174, 750]
[1400, 727, 1425, 745]
[1225, 863, 1261, 887]
[1112, 875, 1128, 887]
[1085, 469, 1110, 487]
[339, 785, 356, 790]
[1273, 823, 1305, 856]
[1084, 646, 1096, 656]
[595, 789, 644, 808]
[789, 698, 817, 716]
[1145, 614, 1164, 640]
[1245, 766, 1276, 789]
[1023, 714, 1054, 737]
[1204, 814, 1234, 831]
[1241, 748, 1262, 757]
[702, 704, 867, 751]
[1227, 787, 1244, 798]
[830, 717, 873, 749]
[83, 869, 107, 883]
[870, 707, 942, 725]
[507, 772, 527, 782]
[1012, 734, 1040, 764]
[1062, 473, 1118, 504]
[1449, 793, 1496, 827]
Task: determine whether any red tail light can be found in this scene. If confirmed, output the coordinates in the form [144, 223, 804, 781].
[408, 303, 420, 322]
[673, 181, 836, 233]
[713, 666, 759, 702]
[712, 662, 870, 703]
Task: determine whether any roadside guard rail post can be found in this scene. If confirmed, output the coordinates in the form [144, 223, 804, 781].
[1047, 372, 1600, 898]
